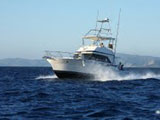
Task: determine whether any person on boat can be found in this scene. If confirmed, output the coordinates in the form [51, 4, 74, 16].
[118, 62, 124, 70]
[100, 42, 104, 47]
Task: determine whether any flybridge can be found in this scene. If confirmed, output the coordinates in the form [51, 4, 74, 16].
[83, 36, 115, 41]
[82, 18, 115, 42]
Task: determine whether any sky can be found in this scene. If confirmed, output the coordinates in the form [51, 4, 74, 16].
[0, 0, 160, 59]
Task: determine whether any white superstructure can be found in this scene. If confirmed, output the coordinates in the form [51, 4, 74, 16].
[44, 17, 123, 79]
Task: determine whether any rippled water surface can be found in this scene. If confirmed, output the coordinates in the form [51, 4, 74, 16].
[1, 67, 160, 120]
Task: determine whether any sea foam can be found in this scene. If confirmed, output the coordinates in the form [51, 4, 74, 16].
[92, 64, 160, 81]
[35, 75, 57, 80]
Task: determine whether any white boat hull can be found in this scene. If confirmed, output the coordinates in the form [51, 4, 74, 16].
[47, 58, 117, 79]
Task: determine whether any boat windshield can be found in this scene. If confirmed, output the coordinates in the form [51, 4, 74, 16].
[83, 53, 111, 63]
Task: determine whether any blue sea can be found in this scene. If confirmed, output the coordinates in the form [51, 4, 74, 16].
[1, 67, 160, 120]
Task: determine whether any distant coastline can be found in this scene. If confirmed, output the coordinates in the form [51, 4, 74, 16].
[0, 53, 160, 67]
[0, 58, 50, 67]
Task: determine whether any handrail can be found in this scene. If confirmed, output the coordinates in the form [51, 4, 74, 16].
[44, 50, 74, 59]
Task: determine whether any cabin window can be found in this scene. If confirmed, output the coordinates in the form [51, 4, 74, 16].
[83, 54, 111, 63]
[74, 53, 81, 59]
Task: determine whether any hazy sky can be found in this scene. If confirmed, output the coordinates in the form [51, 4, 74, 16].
[0, 0, 160, 59]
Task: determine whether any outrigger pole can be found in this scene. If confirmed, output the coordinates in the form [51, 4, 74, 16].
[95, 10, 99, 30]
[113, 8, 121, 64]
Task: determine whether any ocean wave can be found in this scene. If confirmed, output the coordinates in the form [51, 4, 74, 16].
[0, 75, 14, 81]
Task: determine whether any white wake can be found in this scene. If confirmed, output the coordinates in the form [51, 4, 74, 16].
[35, 65, 160, 82]
[94, 68, 160, 82]
[90, 64, 160, 81]
[35, 75, 57, 80]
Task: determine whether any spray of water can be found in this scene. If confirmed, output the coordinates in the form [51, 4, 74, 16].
[35, 75, 57, 80]
[156, 110, 160, 115]
[92, 64, 160, 81]
[35, 63, 160, 81]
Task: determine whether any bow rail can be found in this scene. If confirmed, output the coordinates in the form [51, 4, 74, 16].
[43, 51, 74, 59]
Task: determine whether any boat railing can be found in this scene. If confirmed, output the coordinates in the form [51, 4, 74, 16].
[43, 50, 74, 59]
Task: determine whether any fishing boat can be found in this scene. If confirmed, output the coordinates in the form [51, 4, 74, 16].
[43, 15, 123, 79]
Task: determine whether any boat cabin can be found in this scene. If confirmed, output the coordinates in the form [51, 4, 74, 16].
[74, 18, 117, 64]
